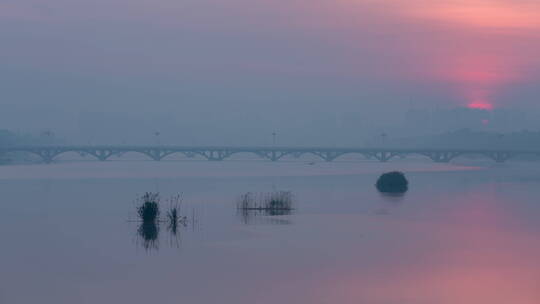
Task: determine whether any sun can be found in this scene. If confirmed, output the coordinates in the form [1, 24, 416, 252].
[468, 101, 494, 110]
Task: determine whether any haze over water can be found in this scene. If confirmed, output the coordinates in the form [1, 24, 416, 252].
[1, 160, 539, 304]
[2, 1, 540, 303]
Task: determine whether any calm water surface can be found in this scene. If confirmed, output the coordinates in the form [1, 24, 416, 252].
[0, 160, 539, 304]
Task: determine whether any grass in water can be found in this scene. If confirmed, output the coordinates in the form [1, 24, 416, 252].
[137, 192, 160, 223]
[166, 194, 187, 235]
[237, 191, 294, 212]
[133, 192, 190, 251]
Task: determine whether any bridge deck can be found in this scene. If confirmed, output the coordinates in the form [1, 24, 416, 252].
[0, 145, 537, 163]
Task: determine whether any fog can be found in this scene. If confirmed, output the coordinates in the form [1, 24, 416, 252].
[4, 3, 540, 303]
[1, 0, 540, 145]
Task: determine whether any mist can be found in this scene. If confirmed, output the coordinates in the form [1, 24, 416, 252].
[3, 2, 540, 304]
[2, 0, 540, 146]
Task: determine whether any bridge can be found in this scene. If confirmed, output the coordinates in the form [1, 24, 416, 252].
[0, 145, 536, 164]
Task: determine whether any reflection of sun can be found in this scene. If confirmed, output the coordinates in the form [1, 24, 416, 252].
[310, 190, 540, 304]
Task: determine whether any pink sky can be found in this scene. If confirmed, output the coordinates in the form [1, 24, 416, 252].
[327, 0, 540, 109]
[1, 0, 540, 118]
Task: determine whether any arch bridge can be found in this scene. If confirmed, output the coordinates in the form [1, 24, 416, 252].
[0, 145, 536, 164]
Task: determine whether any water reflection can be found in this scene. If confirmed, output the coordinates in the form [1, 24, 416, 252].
[135, 218, 191, 251]
[373, 208, 391, 216]
[374, 188, 407, 216]
[309, 189, 540, 304]
[378, 191, 406, 202]
[137, 222, 160, 251]
[238, 208, 293, 225]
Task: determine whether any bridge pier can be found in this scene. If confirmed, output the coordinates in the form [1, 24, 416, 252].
[89, 149, 117, 161]
[31, 149, 63, 164]
[424, 151, 461, 163]
[142, 149, 174, 161]
[198, 150, 233, 161]
[312, 151, 343, 162]
[370, 151, 396, 162]
[255, 150, 289, 162]
[486, 152, 514, 163]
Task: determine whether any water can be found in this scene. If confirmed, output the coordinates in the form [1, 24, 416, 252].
[0, 160, 539, 304]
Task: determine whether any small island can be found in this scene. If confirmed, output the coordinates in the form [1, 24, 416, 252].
[376, 171, 409, 194]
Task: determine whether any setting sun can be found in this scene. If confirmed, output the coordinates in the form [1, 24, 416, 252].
[468, 101, 494, 110]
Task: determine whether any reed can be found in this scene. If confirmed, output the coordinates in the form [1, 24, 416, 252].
[237, 191, 294, 211]
[137, 192, 160, 223]
[166, 194, 187, 234]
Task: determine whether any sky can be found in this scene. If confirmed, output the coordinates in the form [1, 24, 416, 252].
[1, 0, 540, 144]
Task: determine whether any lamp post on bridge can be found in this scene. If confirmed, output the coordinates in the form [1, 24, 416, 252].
[154, 131, 161, 145]
[272, 132, 276, 146]
[40, 130, 54, 145]
[380, 132, 387, 147]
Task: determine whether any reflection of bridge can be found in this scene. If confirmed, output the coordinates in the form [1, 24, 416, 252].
[0, 145, 537, 164]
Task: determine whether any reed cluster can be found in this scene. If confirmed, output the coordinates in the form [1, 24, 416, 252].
[237, 191, 294, 211]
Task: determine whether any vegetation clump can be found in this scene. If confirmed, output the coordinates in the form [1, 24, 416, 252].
[166, 194, 187, 234]
[376, 171, 409, 193]
[167, 207, 180, 227]
[137, 192, 160, 223]
[133, 192, 191, 251]
[265, 191, 293, 210]
[238, 191, 294, 213]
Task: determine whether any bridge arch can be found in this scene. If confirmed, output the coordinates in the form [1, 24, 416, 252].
[309, 151, 346, 162]
[193, 149, 235, 161]
[24, 148, 65, 163]
[84, 149, 120, 161]
[252, 150, 290, 161]
[305, 151, 368, 161]
[12, 148, 95, 163]
[362, 151, 402, 162]
[417, 151, 462, 163]
[136, 149, 179, 161]
[483, 151, 516, 163]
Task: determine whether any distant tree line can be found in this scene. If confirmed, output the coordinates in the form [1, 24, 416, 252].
[390, 129, 540, 150]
